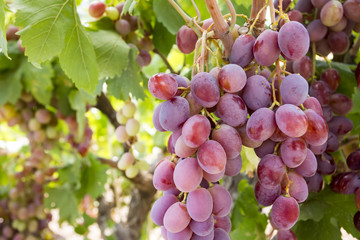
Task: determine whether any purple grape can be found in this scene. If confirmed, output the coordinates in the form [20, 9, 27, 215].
[214, 216, 232, 233]
[282, 171, 309, 203]
[303, 109, 329, 146]
[303, 97, 323, 116]
[292, 56, 313, 80]
[148, 73, 178, 100]
[254, 139, 276, 158]
[167, 226, 193, 240]
[347, 150, 360, 170]
[191, 72, 220, 108]
[257, 154, 286, 189]
[320, 0, 343, 27]
[197, 140, 227, 174]
[191, 231, 214, 240]
[241, 75, 272, 111]
[168, 129, 182, 154]
[280, 137, 307, 168]
[294, 148, 318, 177]
[182, 114, 211, 148]
[238, 124, 263, 148]
[153, 159, 175, 191]
[151, 195, 178, 226]
[343, 0, 360, 23]
[213, 228, 230, 240]
[317, 152, 336, 175]
[322, 106, 333, 122]
[328, 116, 353, 136]
[330, 93, 353, 115]
[189, 216, 214, 236]
[278, 21, 310, 61]
[277, 229, 297, 240]
[164, 202, 191, 233]
[175, 136, 197, 158]
[253, 30, 280, 66]
[208, 184, 232, 217]
[187, 188, 213, 222]
[218, 64, 247, 93]
[225, 155, 242, 176]
[159, 96, 190, 131]
[307, 19, 328, 42]
[327, 31, 349, 54]
[211, 124, 242, 159]
[254, 181, 281, 206]
[280, 74, 309, 106]
[186, 92, 203, 116]
[176, 25, 198, 54]
[270, 196, 299, 230]
[320, 68, 340, 92]
[230, 34, 256, 67]
[246, 108, 276, 142]
[173, 157, 203, 192]
[216, 93, 248, 127]
[305, 172, 324, 193]
[310, 81, 331, 106]
[326, 132, 339, 152]
[275, 104, 308, 138]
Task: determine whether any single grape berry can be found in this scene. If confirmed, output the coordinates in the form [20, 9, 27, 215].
[89, 2, 106, 18]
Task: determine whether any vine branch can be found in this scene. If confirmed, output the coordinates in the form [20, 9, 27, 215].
[153, 48, 177, 74]
[205, 0, 234, 59]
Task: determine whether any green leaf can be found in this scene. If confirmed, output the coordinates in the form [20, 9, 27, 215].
[14, 0, 73, 64]
[230, 179, 267, 240]
[351, 87, 360, 114]
[22, 61, 54, 105]
[69, 89, 96, 139]
[153, 0, 184, 35]
[153, 21, 175, 56]
[123, 0, 137, 14]
[90, 30, 130, 79]
[107, 47, 146, 100]
[45, 186, 79, 223]
[0, 0, 8, 58]
[0, 66, 23, 105]
[59, 3, 99, 93]
[316, 61, 357, 97]
[76, 155, 108, 199]
[294, 187, 360, 240]
[0, 41, 23, 71]
[241, 146, 260, 175]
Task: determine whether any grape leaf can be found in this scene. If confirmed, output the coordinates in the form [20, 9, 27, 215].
[0, 41, 23, 71]
[153, 0, 184, 35]
[316, 61, 356, 97]
[76, 154, 108, 199]
[90, 30, 130, 79]
[14, 0, 73, 64]
[59, 4, 99, 94]
[69, 89, 96, 139]
[45, 186, 79, 224]
[241, 146, 260, 175]
[0, 66, 23, 105]
[123, 0, 137, 14]
[0, 0, 8, 58]
[22, 61, 54, 105]
[231, 179, 267, 240]
[153, 21, 175, 56]
[107, 47, 146, 100]
[350, 87, 360, 114]
[294, 187, 360, 240]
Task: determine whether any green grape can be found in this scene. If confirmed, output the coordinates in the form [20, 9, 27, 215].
[116, 109, 128, 124]
[122, 101, 136, 118]
[115, 126, 130, 143]
[105, 6, 119, 20]
[133, 141, 146, 153]
[117, 152, 135, 170]
[137, 160, 150, 171]
[125, 118, 140, 136]
[125, 165, 139, 178]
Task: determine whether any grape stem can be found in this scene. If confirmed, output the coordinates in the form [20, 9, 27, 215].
[248, 4, 268, 34]
[191, 0, 201, 21]
[200, 30, 208, 73]
[311, 42, 317, 82]
[205, 0, 234, 59]
[225, 0, 237, 30]
[284, 169, 292, 197]
[201, 108, 219, 128]
[153, 49, 177, 74]
[324, 56, 332, 69]
[192, 39, 202, 77]
[167, 0, 202, 36]
[268, 0, 276, 26]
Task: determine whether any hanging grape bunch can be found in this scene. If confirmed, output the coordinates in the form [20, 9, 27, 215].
[88, 1, 153, 67]
[146, 0, 360, 238]
[114, 101, 149, 179]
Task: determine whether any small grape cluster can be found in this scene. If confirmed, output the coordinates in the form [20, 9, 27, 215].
[114, 101, 149, 178]
[330, 150, 360, 231]
[62, 114, 93, 157]
[278, 0, 360, 57]
[0, 93, 58, 240]
[88, 1, 153, 67]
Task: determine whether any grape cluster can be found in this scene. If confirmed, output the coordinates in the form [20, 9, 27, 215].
[146, 2, 359, 234]
[63, 114, 93, 157]
[0, 94, 59, 240]
[280, 0, 360, 57]
[88, 1, 153, 67]
[330, 150, 360, 231]
[115, 101, 149, 178]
